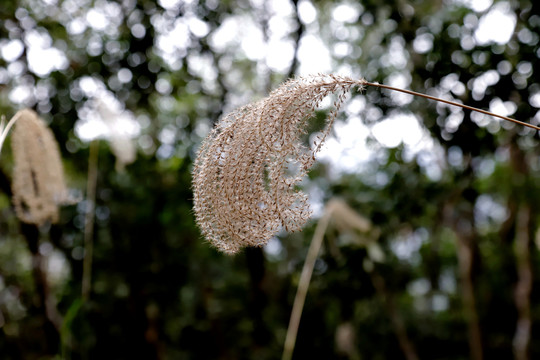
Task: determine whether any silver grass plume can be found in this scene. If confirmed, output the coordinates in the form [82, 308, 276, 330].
[192, 74, 365, 254]
[94, 98, 137, 171]
[11, 109, 74, 225]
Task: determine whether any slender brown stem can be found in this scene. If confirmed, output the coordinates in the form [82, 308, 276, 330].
[82, 139, 99, 301]
[364, 82, 540, 131]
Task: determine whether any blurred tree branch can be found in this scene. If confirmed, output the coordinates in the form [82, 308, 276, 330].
[444, 174, 483, 360]
[370, 271, 419, 360]
[509, 140, 533, 360]
[513, 205, 532, 360]
[287, 0, 305, 80]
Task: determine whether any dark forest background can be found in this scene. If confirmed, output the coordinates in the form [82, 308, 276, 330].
[1, 0, 540, 359]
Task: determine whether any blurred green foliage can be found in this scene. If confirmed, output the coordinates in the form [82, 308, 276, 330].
[0, 0, 539, 359]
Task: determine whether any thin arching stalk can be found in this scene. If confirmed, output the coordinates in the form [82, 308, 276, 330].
[0, 112, 21, 156]
[364, 82, 540, 131]
[282, 208, 332, 360]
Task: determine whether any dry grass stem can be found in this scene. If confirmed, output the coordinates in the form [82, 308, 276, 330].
[365, 82, 540, 131]
[82, 139, 99, 301]
[0, 113, 21, 156]
[282, 205, 332, 360]
[11, 109, 73, 225]
[282, 199, 376, 360]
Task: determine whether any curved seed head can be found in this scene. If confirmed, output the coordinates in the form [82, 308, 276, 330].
[11, 109, 75, 225]
[192, 75, 365, 254]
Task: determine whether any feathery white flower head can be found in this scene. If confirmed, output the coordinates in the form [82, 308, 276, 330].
[11, 109, 74, 225]
[75, 78, 139, 171]
[193, 74, 365, 254]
